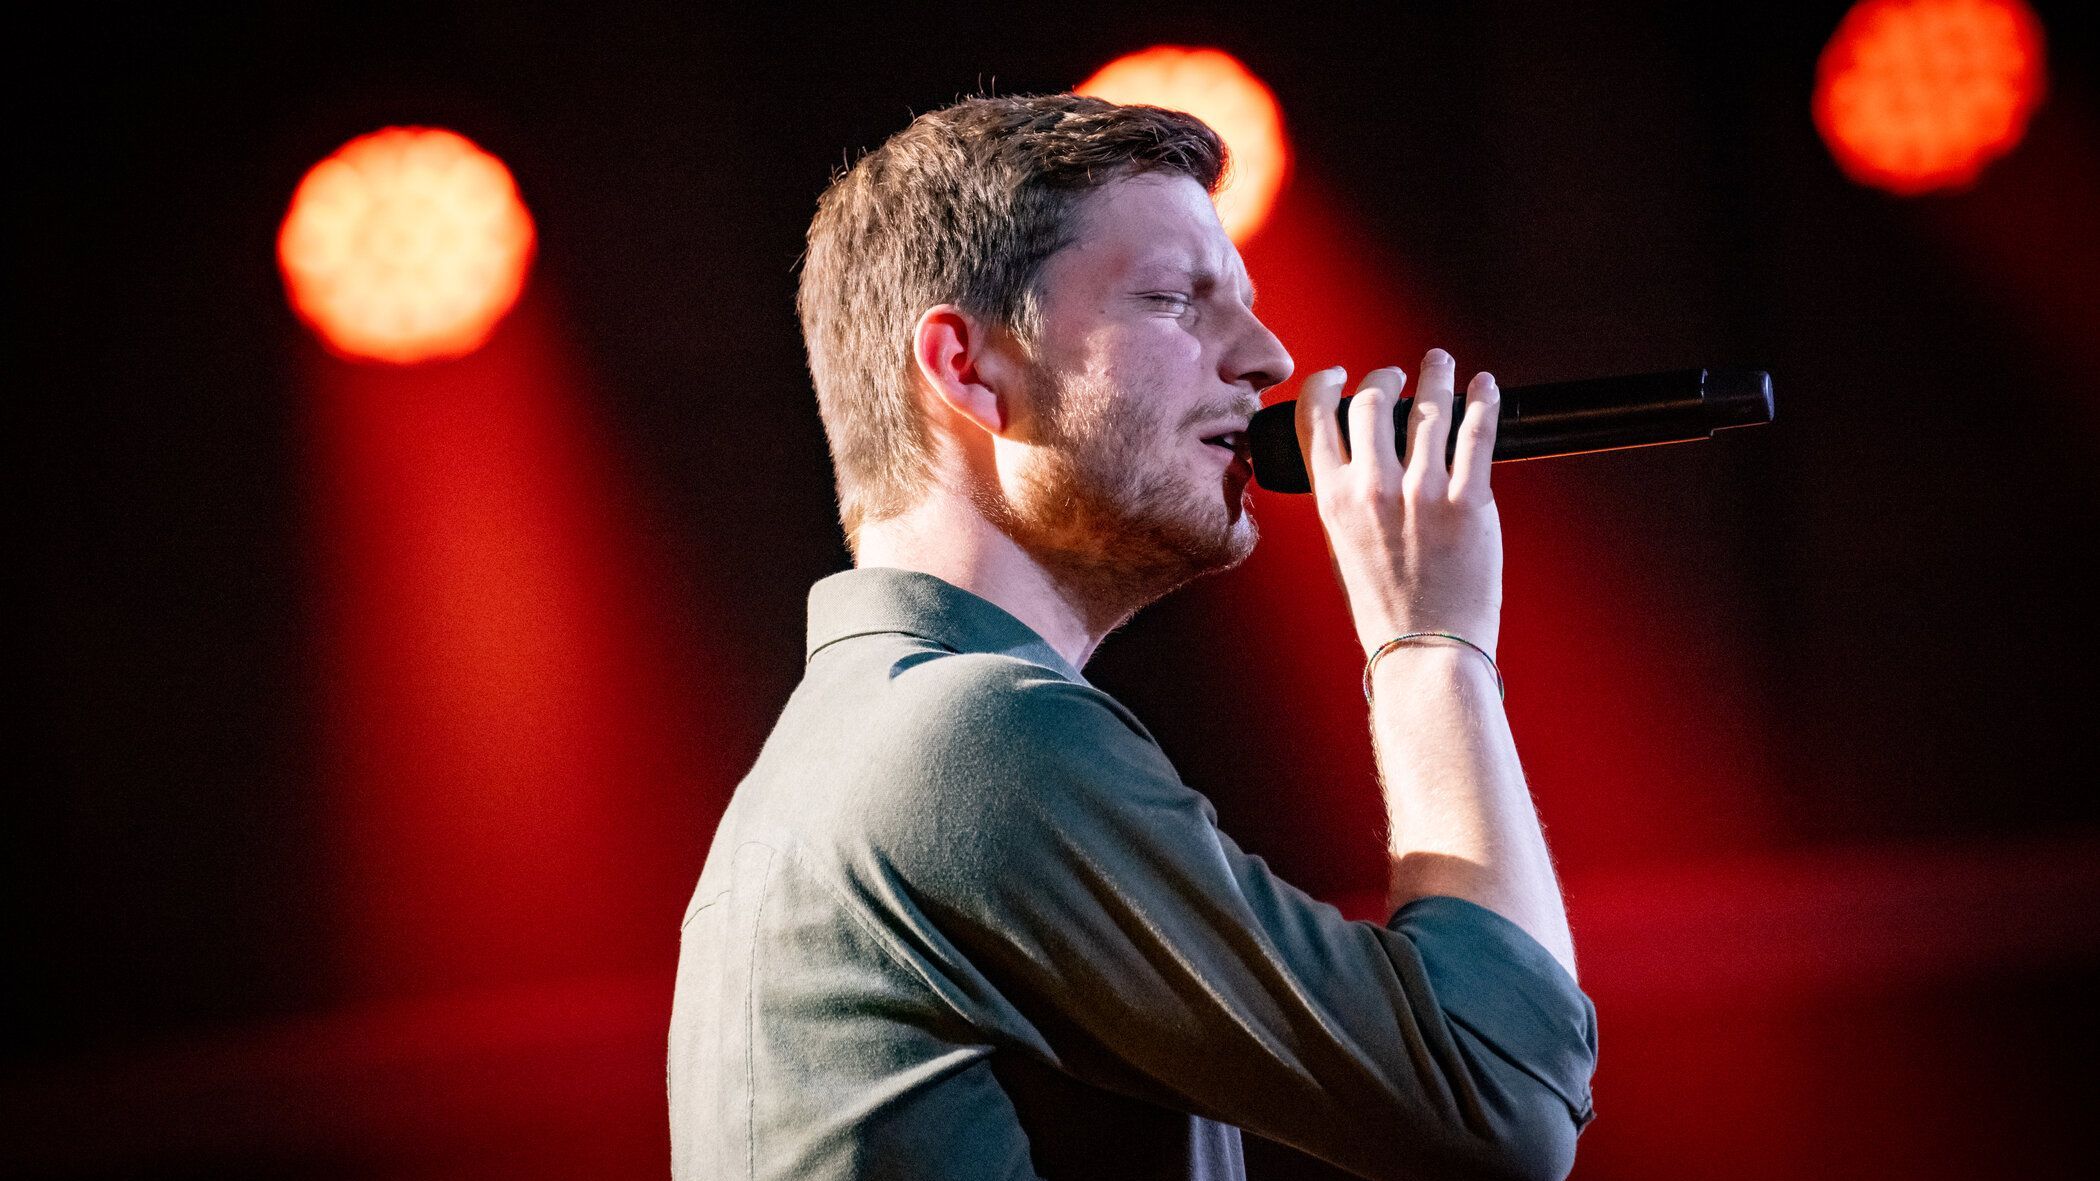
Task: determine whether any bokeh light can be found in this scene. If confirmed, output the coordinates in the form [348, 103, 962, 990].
[279, 127, 536, 364]
[1078, 47, 1289, 243]
[1814, 0, 2047, 195]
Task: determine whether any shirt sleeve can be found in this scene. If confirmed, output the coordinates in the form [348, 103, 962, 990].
[824, 653, 1598, 1181]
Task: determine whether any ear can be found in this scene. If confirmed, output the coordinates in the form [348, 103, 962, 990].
[912, 304, 1012, 436]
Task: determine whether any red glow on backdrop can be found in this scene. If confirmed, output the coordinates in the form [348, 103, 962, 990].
[305, 295, 715, 1006]
[1814, 0, 2047, 195]
[280, 127, 537, 363]
[1078, 47, 1289, 243]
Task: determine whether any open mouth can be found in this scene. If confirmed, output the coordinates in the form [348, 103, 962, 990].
[1201, 430, 1247, 459]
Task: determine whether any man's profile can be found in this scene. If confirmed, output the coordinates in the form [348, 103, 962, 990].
[669, 93, 1597, 1181]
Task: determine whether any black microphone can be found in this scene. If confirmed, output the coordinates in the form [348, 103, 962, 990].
[1247, 367, 1775, 493]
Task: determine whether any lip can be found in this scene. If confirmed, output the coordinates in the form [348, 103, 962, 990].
[1199, 436, 1254, 486]
[1193, 413, 1254, 492]
[1196, 421, 1251, 458]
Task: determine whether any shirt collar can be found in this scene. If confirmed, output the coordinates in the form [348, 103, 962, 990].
[804, 566, 1090, 686]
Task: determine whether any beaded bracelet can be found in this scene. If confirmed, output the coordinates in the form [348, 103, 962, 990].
[1362, 631, 1505, 702]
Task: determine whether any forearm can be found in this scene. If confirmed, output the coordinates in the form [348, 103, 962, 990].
[1369, 642, 1576, 980]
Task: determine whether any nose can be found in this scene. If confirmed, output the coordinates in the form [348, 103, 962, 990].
[1226, 303, 1294, 394]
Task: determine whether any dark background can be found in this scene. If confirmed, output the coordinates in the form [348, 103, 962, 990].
[14, 2, 2099, 1178]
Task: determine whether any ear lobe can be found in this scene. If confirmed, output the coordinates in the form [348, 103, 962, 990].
[913, 305, 1008, 435]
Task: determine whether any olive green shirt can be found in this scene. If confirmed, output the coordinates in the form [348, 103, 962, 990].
[669, 567, 1597, 1180]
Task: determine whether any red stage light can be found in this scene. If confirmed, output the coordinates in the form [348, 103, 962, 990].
[278, 127, 536, 363]
[1078, 47, 1289, 243]
[1814, 0, 2047, 195]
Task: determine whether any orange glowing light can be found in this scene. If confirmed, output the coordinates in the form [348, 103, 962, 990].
[1814, 0, 2047, 195]
[1078, 47, 1289, 243]
[278, 127, 537, 364]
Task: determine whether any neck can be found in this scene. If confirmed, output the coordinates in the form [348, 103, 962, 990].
[854, 490, 1136, 671]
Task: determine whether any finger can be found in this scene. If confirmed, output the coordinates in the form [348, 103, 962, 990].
[1402, 347, 1457, 492]
[1347, 367, 1407, 483]
[1294, 366, 1350, 482]
[1448, 371, 1501, 500]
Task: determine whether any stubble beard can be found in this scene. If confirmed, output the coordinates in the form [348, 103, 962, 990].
[981, 364, 1258, 634]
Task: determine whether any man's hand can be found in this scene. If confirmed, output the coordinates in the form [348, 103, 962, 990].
[1292, 349, 1504, 658]
[1292, 348, 1575, 978]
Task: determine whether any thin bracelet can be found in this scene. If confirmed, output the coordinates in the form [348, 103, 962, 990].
[1362, 631, 1504, 702]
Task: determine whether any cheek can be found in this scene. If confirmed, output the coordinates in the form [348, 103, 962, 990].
[1140, 321, 1208, 376]
[1055, 328, 1207, 456]
[1088, 317, 1203, 377]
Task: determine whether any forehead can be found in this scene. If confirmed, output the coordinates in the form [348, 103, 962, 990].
[1047, 173, 1248, 294]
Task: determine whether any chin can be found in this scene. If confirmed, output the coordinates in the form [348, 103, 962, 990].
[1215, 513, 1258, 572]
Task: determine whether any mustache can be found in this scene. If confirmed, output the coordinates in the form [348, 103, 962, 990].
[1180, 391, 1263, 430]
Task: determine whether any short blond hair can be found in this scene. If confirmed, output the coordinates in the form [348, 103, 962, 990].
[796, 93, 1226, 553]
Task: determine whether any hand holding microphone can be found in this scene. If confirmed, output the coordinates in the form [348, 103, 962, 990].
[1283, 354, 1774, 686]
[1293, 351, 1507, 663]
[1310, 352, 1620, 974]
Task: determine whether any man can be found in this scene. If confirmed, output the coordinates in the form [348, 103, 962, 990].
[670, 93, 1596, 1181]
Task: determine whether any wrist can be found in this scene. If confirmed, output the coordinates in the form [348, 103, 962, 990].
[1362, 631, 1505, 702]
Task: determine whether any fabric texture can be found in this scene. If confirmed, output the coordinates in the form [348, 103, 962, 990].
[669, 566, 1598, 1181]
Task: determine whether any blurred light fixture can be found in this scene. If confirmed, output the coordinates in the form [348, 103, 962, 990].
[1078, 47, 1289, 242]
[1815, 0, 2047, 195]
[279, 127, 536, 364]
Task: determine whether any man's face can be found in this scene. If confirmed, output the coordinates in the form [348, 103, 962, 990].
[986, 173, 1294, 607]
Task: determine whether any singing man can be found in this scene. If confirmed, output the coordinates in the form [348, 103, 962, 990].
[669, 92, 1597, 1181]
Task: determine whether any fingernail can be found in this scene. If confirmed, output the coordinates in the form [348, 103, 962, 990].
[1425, 348, 1452, 366]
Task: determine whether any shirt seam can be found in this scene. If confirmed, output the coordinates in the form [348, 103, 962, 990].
[743, 844, 776, 1181]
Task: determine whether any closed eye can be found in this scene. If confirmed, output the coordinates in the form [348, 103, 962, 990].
[1144, 292, 1193, 309]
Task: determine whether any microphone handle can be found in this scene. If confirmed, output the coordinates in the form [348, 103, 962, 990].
[1246, 367, 1774, 494]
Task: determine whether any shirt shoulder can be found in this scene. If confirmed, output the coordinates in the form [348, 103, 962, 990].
[854, 644, 1169, 803]
[787, 638, 1191, 875]
[891, 646, 1151, 747]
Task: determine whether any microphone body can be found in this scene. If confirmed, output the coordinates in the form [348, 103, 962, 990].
[1247, 367, 1774, 493]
